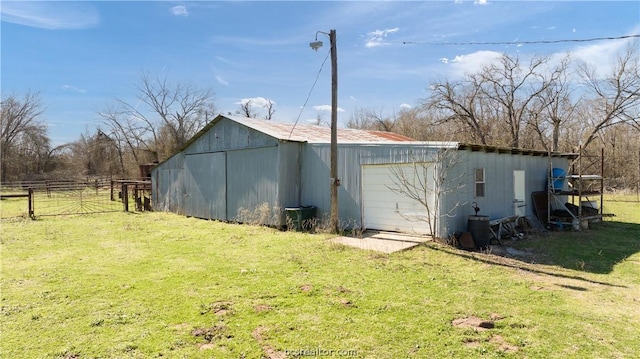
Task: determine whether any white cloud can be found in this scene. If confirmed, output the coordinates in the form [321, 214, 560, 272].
[215, 76, 228, 86]
[448, 50, 502, 77]
[570, 40, 630, 78]
[440, 58, 449, 64]
[0, 2, 99, 29]
[62, 85, 86, 94]
[350, 96, 357, 101]
[399, 103, 412, 110]
[170, 6, 189, 17]
[236, 97, 275, 108]
[474, 0, 488, 5]
[313, 105, 345, 113]
[365, 27, 399, 48]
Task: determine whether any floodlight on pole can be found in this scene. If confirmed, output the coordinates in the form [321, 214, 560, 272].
[310, 29, 339, 234]
[309, 41, 323, 51]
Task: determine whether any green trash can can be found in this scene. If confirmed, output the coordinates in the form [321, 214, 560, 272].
[285, 206, 316, 231]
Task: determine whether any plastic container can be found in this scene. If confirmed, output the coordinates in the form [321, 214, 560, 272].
[285, 206, 316, 231]
[551, 168, 566, 192]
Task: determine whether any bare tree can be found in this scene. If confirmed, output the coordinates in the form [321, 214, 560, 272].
[99, 73, 216, 164]
[480, 55, 551, 148]
[577, 43, 640, 150]
[236, 97, 276, 120]
[238, 99, 253, 118]
[1, 91, 50, 181]
[426, 54, 568, 149]
[393, 107, 443, 141]
[346, 107, 396, 132]
[426, 75, 492, 145]
[387, 147, 467, 238]
[346, 107, 374, 129]
[528, 56, 577, 152]
[264, 99, 276, 121]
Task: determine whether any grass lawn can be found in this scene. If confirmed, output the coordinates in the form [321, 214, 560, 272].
[1, 196, 639, 358]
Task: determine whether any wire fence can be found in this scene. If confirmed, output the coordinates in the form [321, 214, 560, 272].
[1, 180, 151, 219]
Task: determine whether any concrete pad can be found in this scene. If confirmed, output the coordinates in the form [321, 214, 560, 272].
[329, 231, 432, 253]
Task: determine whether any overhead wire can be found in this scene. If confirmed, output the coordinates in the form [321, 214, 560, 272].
[288, 45, 331, 139]
[401, 34, 640, 46]
[286, 34, 639, 139]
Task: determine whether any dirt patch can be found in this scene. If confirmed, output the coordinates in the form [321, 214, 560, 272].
[254, 304, 273, 312]
[252, 326, 286, 359]
[172, 323, 190, 331]
[336, 285, 352, 293]
[463, 339, 481, 349]
[300, 284, 313, 292]
[490, 335, 519, 353]
[201, 301, 233, 316]
[452, 317, 494, 331]
[339, 298, 354, 308]
[489, 313, 505, 320]
[199, 343, 215, 350]
[191, 325, 229, 343]
[461, 334, 519, 353]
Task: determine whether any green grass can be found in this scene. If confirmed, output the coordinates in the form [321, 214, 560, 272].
[1, 196, 639, 358]
[1, 195, 32, 219]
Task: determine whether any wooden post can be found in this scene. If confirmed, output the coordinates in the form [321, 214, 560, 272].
[329, 29, 339, 234]
[600, 148, 604, 214]
[578, 144, 582, 221]
[122, 183, 129, 212]
[28, 188, 34, 219]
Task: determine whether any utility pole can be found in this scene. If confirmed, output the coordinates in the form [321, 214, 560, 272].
[311, 29, 339, 233]
[329, 29, 339, 234]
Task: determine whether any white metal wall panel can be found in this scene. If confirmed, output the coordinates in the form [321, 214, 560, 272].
[226, 146, 279, 225]
[184, 152, 226, 220]
[362, 164, 434, 235]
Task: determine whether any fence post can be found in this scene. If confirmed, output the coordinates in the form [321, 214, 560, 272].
[122, 183, 129, 212]
[28, 188, 35, 219]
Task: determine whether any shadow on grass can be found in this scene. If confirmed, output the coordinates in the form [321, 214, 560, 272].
[425, 233, 631, 288]
[518, 220, 640, 275]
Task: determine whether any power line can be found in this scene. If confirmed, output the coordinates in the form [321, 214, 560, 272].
[289, 44, 331, 139]
[402, 34, 640, 46]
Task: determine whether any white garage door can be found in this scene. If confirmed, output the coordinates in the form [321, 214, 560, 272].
[362, 164, 435, 235]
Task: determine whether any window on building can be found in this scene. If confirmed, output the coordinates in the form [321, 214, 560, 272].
[475, 168, 485, 197]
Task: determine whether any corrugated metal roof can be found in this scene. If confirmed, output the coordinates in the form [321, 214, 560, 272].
[179, 114, 574, 157]
[223, 115, 417, 144]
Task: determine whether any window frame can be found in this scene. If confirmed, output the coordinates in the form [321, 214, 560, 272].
[474, 168, 485, 198]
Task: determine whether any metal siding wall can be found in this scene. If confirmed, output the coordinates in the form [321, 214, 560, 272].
[278, 142, 302, 209]
[436, 150, 472, 238]
[185, 118, 278, 155]
[301, 144, 440, 228]
[300, 145, 330, 219]
[184, 153, 226, 220]
[226, 146, 280, 225]
[152, 153, 185, 214]
[440, 151, 570, 238]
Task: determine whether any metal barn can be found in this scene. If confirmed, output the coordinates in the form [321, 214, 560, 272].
[151, 115, 570, 238]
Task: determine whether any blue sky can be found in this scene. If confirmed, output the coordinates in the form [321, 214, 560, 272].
[2, 1, 639, 146]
